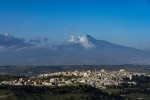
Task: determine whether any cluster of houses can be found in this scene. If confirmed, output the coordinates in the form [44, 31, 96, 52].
[0, 69, 150, 88]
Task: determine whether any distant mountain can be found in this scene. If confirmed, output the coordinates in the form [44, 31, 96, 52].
[59, 34, 137, 50]
[0, 34, 150, 65]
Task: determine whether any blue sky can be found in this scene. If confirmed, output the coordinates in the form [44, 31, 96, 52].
[0, 0, 150, 49]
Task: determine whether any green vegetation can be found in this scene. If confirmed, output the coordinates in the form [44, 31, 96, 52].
[100, 81, 150, 100]
[0, 75, 19, 82]
[0, 84, 123, 100]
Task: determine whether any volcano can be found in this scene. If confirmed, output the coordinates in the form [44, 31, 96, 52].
[0, 34, 150, 65]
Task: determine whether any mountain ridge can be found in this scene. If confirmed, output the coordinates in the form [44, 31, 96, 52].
[0, 33, 150, 65]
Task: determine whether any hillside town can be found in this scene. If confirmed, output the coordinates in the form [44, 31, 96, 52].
[0, 69, 150, 88]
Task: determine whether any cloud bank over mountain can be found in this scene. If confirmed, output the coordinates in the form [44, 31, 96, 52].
[0, 33, 30, 46]
[0, 33, 52, 51]
[0, 33, 32, 51]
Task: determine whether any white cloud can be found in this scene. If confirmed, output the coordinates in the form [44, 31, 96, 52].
[68, 34, 95, 49]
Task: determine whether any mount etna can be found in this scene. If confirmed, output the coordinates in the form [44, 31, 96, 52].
[0, 33, 150, 65]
